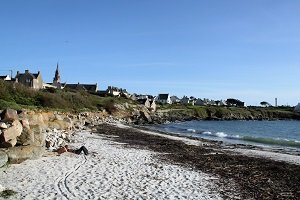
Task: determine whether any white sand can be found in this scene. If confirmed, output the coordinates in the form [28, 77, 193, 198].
[0, 131, 223, 200]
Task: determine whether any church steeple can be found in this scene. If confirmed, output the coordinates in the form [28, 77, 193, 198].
[53, 62, 61, 84]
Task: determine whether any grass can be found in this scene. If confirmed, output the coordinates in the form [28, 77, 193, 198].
[0, 80, 125, 112]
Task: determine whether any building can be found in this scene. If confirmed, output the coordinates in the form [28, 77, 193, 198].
[64, 83, 98, 93]
[52, 63, 62, 89]
[106, 86, 129, 97]
[170, 96, 181, 104]
[156, 94, 172, 104]
[15, 70, 43, 90]
[195, 98, 205, 106]
[0, 75, 11, 81]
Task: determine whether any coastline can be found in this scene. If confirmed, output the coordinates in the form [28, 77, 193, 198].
[97, 123, 300, 199]
[0, 129, 226, 199]
[0, 122, 299, 199]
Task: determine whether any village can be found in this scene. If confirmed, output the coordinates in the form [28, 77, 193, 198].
[1, 65, 300, 112]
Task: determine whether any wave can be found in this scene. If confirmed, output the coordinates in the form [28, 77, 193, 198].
[188, 129, 300, 148]
[241, 136, 300, 148]
[201, 131, 240, 139]
[187, 129, 196, 133]
[161, 126, 300, 148]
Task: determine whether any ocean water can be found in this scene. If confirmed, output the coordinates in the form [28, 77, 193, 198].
[149, 120, 300, 149]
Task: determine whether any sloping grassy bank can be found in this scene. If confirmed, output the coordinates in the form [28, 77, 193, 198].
[156, 103, 300, 121]
[0, 80, 127, 113]
[1, 80, 299, 121]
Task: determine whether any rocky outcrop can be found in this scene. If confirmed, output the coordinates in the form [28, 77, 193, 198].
[0, 120, 23, 148]
[0, 109, 19, 122]
[0, 109, 112, 165]
[6, 146, 45, 164]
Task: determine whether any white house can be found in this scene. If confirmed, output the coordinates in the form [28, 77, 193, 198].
[0, 75, 11, 81]
[156, 94, 172, 104]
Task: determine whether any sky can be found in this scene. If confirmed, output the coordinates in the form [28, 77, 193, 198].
[0, 0, 300, 106]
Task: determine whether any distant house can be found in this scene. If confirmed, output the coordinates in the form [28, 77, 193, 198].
[106, 86, 129, 97]
[0, 75, 11, 81]
[180, 96, 190, 105]
[189, 96, 197, 106]
[170, 96, 181, 104]
[156, 94, 172, 104]
[15, 70, 43, 90]
[64, 83, 98, 92]
[217, 100, 227, 106]
[136, 96, 157, 111]
[195, 98, 205, 106]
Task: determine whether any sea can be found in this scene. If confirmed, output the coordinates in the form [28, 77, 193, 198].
[148, 120, 300, 151]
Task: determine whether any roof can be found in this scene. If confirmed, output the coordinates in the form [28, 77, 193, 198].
[0, 75, 9, 79]
[15, 71, 40, 79]
[64, 83, 97, 92]
[158, 94, 169, 100]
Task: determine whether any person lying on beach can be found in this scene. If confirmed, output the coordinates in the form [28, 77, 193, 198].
[56, 145, 89, 155]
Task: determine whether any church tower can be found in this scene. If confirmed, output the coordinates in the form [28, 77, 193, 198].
[53, 63, 61, 88]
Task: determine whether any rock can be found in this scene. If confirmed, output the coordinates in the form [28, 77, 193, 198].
[0, 120, 23, 143]
[17, 128, 34, 146]
[140, 109, 152, 123]
[31, 125, 46, 147]
[0, 150, 8, 167]
[20, 119, 30, 129]
[27, 113, 46, 128]
[0, 138, 17, 148]
[7, 145, 45, 164]
[55, 114, 64, 121]
[0, 122, 7, 129]
[0, 109, 19, 122]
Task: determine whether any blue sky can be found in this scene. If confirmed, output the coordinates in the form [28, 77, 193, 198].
[0, 0, 300, 106]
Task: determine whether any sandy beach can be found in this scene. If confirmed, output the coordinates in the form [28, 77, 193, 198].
[0, 123, 299, 199]
[0, 129, 225, 199]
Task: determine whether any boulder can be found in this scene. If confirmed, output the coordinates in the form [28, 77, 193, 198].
[0, 138, 17, 148]
[0, 150, 8, 167]
[0, 122, 7, 129]
[0, 120, 23, 143]
[20, 119, 30, 130]
[31, 125, 46, 147]
[140, 109, 152, 123]
[27, 113, 46, 128]
[0, 109, 19, 122]
[17, 128, 34, 146]
[7, 145, 45, 164]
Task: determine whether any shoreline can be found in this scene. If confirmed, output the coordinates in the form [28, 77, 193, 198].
[97, 123, 300, 199]
[133, 123, 300, 163]
[0, 122, 299, 199]
[0, 129, 227, 199]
